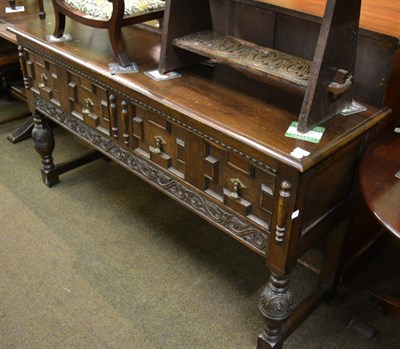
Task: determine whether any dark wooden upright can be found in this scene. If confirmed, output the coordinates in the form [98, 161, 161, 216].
[298, 0, 361, 131]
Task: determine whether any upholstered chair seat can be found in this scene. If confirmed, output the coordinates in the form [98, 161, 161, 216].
[65, 0, 165, 20]
[51, 0, 165, 67]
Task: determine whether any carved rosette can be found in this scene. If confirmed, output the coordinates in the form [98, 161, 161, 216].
[34, 96, 268, 253]
[259, 273, 293, 321]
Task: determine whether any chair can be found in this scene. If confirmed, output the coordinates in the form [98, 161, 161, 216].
[51, 0, 165, 67]
[7, 0, 46, 19]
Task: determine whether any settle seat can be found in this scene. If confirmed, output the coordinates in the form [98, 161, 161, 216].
[51, 0, 165, 67]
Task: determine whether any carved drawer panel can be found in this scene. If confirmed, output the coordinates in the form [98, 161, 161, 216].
[66, 72, 110, 136]
[108, 94, 187, 179]
[203, 141, 276, 229]
[25, 49, 61, 106]
[23, 46, 273, 238]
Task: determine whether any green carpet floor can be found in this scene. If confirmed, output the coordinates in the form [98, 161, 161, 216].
[0, 96, 399, 348]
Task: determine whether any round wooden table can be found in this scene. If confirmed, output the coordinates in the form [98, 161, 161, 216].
[360, 125, 400, 238]
[360, 123, 400, 315]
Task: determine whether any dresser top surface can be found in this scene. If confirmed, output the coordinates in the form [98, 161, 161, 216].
[8, 15, 390, 171]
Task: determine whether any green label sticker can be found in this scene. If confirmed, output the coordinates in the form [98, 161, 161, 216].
[285, 122, 325, 143]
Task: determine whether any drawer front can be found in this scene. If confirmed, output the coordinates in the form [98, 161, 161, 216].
[25, 48, 110, 137]
[107, 93, 187, 179]
[203, 140, 276, 230]
[25, 49, 62, 106]
[66, 71, 110, 136]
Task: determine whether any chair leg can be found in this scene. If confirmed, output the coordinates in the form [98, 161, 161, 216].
[38, 0, 46, 19]
[109, 27, 130, 67]
[8, 0, 16, 10]
[53, 11, 66, 38]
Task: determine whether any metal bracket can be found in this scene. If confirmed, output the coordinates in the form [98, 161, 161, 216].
[328, 69, 352, 97]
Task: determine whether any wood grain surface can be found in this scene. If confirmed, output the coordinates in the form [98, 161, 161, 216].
[260, 0, 400, 38]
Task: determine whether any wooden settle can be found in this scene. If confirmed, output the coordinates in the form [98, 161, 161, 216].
[160, 0, 398, 132]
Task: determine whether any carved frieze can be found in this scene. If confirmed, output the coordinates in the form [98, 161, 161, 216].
[35, 96, 67, 122]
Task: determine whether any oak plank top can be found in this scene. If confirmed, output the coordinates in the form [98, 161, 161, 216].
[261, 0, 400, 38]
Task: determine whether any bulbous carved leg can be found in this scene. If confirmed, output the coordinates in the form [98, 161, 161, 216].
[32, 112, 59, 187]
[257, 273, 293, 349]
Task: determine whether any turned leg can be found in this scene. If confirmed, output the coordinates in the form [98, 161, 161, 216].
[109, 27, 130, 67]
[37, 0, 46, 19]
[31, 112, 60, 187]
[258, 273, 293, 349]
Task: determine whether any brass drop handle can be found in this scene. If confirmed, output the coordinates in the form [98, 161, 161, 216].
[154, 136, 163, 154]
[39, 73, 48, 89]
[231, 181, 240, 199]
[230, 178, 246, 200]
[82, 98, 94, 118]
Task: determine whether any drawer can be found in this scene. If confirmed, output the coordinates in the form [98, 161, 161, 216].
[66, 71, 110, 136]
[25, 49, 110, 137]
[107, 93, 187, 179]
[203, 140, 276, 230]
[25, 49, 62, 106]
